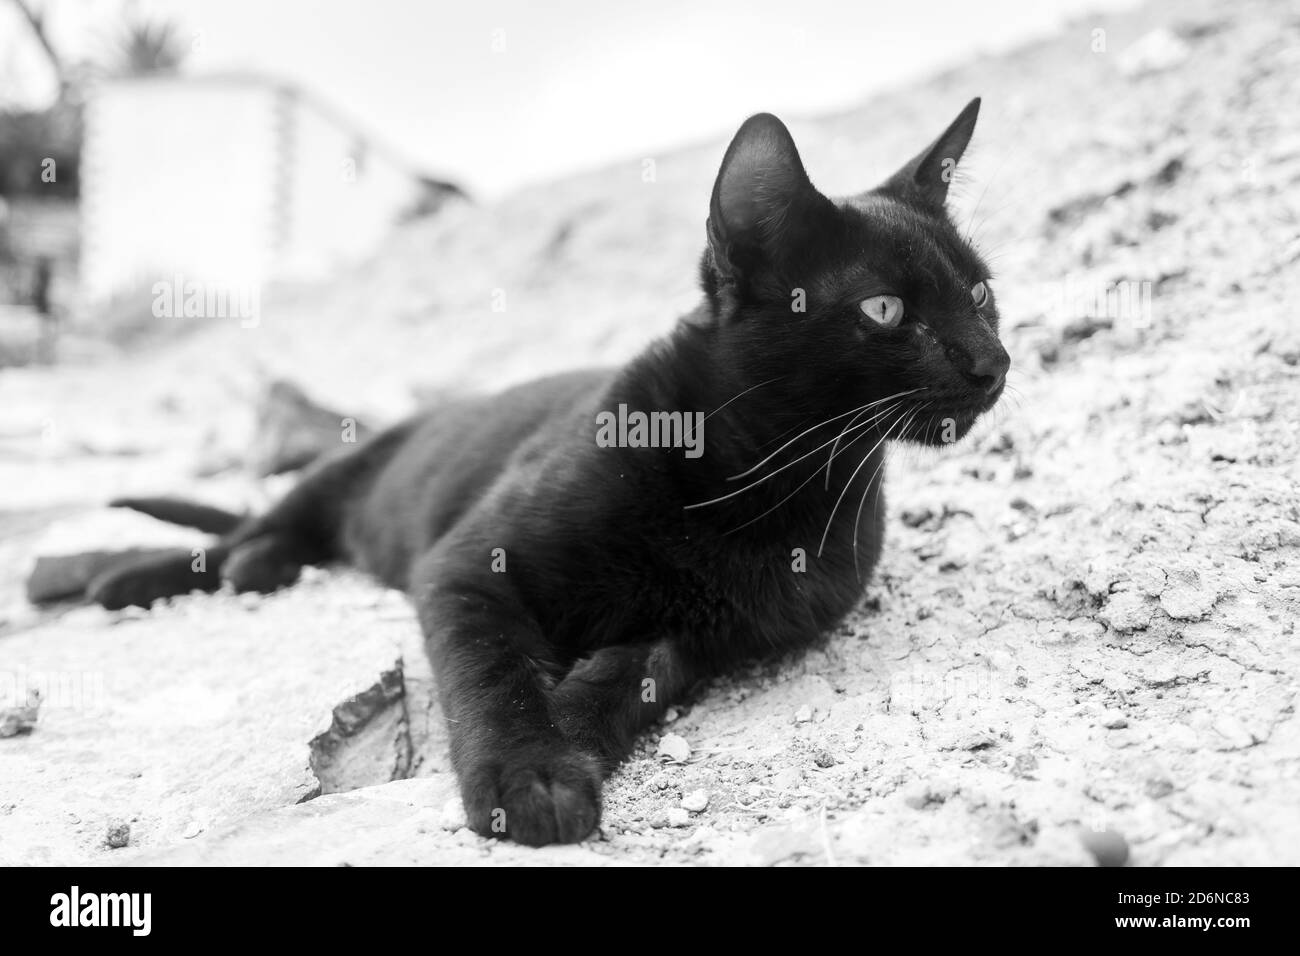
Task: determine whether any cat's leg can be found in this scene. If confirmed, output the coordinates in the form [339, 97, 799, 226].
[552, 640, 700, 773]
[414, 552, 602, 846]
[87, 531, 313, 607]
[221, 534, 313, 594]
[87, 544, 231, 610]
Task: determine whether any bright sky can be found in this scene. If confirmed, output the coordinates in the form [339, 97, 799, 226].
[2, 0, 1138, 197]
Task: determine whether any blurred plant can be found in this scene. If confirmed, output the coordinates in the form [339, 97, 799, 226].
[105, 12, 188, 77]
[8, 0, 68, 95]
[7, 0, 189, 95]
[2, 2, 190, 202]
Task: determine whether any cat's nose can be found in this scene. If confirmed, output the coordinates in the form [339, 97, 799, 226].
[969, 346, 1010, 395]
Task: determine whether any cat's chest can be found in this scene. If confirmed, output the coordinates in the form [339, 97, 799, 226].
[619, 532, 878, 660]
[538, 448, 887, 658]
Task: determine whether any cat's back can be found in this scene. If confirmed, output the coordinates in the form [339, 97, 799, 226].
[342, 368, 613, 584]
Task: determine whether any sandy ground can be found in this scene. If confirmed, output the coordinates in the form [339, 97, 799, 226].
[2, 0, 1298, 865]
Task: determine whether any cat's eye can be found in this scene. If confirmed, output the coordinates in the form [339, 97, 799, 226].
[971, 281, 989, 308]
[859, 295, 904, 328]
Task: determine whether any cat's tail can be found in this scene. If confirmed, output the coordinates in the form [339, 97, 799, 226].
[33, 497, 250, 609]
[26, 497, 251, 608]
[79, 488, 330, 609]
[79, 434, 379, 609]
[109, 496, 246, 534]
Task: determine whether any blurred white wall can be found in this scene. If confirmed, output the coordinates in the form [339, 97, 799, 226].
[80, 75, 431, 304]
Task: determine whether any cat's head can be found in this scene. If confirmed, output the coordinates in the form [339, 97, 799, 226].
[700, 99, 1008, 445]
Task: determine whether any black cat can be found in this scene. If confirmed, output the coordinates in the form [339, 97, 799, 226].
[86, 99, 1009, 846]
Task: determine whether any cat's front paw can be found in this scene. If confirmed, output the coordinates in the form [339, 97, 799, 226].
[459, 744, 601, 846]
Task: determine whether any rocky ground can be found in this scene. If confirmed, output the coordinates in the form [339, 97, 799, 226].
[2, 0, 1298, 866]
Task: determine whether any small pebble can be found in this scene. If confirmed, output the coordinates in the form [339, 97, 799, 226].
[182, 821, 203, 839]
[105, 821, 131, 849]
[681, 789, 710, 813]
[813, 751, 836, 768]
[903, 791, 931, 810]
[665, 807, 691, 828]
[1154, 420, 1183, 445]
[794, 705, 813, 724]
[903, 783, 950, 810]
[1101, 712, 1129, 730]
[1081, 828, 1130, 867]
[0, 692, 41, 738]
[1012, 753, 1039, 777]
[657, 733, 691, 763]
[772, 767, 802, 792]
[1145, 777, 1175, 799]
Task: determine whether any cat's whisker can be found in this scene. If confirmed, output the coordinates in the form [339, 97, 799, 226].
[820, 398, 917, 489]
[997, 382, 1027, 415]
[961, 139, 1020, 244]
[963, 181, 998, 246]
[975, 217, 1038, 254]
[966, 194, 1022, 245]
[721, 394, 934, 535]
[853, 437, 894, 579]
[703, 375, 785, 422]
[737, 388, 925, 481]
[870, 404, 927, 537]
[726, 404, 872, 482]
[853, 402, 927, 578]
[726, 388, 923, 483]
[759, 413, 821, 452]
[722, 422, 879, 536]
[848, 407, 919, 566]
[816, 403, 920, 558]
[824, 388, 929, 490]
[824, 409, 874, 491]
[882, 403, 929, 499]
[686, 400, 908, 511]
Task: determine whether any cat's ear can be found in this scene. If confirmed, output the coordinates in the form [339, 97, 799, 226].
[881, 97, 980, 209]
[707, 113, 832, 282]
